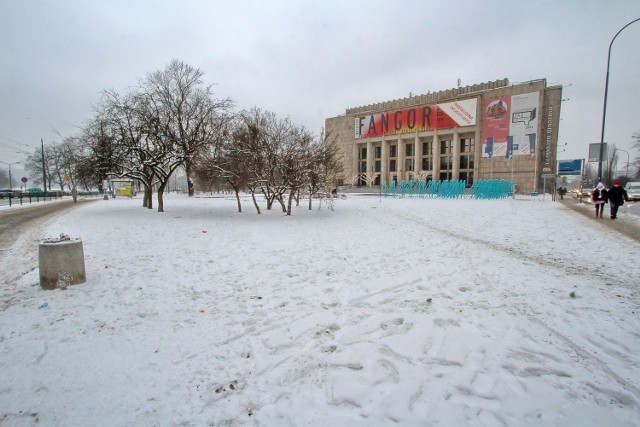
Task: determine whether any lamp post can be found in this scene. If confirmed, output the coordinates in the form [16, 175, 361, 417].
[597, 17, 640, 183]
[0, 161, 21, 189]
[617, 148, 630, 179]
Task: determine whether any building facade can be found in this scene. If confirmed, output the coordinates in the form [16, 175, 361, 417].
[325, 79, 562, 194]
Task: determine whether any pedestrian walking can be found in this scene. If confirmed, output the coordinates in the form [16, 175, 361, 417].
[591, 183, 607, 218]
[608, 180, 628, 220]
[558, 186, 567, 200]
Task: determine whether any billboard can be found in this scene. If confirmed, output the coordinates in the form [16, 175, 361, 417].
[482, 92, 539, 158]
[354, 99, 477, 138]
[588, 143, 607, 163]
[113, 180, 133, 197]
[558, 159, 583, 176]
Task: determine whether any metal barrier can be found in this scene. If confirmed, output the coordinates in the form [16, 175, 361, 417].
[382, 179, 514, 200]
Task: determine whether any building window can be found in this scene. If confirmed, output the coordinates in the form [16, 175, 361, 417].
[390, 159, 397, 172]
[460, 155, 469, 169]
[459, 171, 474, 186]
[440, 140, 451, 154]
[360, 147, 367, 160]
[422, 157, 432, 171]
[359, 161, 366, 174]
[460, 137, 475, 153]
[421, 140, 433, 173]
[374, 146, 382, 159]
[405, 143, 414, 156]
[439, 171, 451, 181]
[440, 155, 451, 171]
[390, 145, 397, 158]
[405, 159, 414, 171]
[375, 160, 381, 172]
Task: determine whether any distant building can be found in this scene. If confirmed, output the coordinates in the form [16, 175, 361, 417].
[325, 78, 562, 194]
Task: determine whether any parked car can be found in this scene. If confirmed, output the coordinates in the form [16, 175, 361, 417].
[23, 188, 45, 197]
[0, 188, 15, 198]
[625, 182, 640, 201]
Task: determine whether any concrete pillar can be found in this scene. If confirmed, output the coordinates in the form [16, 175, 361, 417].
[397, 137, 405, 181]
[366, 139, 374, 186]
[381, 138, 389, 184]
[39, 240, 86, 290]
[452, 130, 461, 180]
[433, 132, 441, 180]
[415, 133, 423, 174]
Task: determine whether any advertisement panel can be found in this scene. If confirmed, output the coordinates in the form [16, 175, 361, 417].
[482, 91, 539, 158]
[588, 143, 607, 163]
[558, 159, 583, 176]
[354, 99, 477, 138]
[113, 181, 133, 197]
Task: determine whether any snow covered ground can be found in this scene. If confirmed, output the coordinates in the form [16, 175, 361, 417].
[1, 193, 639, 426]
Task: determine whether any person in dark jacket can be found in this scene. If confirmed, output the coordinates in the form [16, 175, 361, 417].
[608, 180, 628, 219]
[591, 182, 607, 218]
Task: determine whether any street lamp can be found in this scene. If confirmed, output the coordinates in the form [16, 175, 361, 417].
[0, 161, 21, 189]
[597, 17, 640, 183]
[617, 148, 630, 179]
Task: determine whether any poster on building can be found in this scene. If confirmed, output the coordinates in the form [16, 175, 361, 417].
[482, 96, 510, 157]
[482, 92, 539, 158]
[354, 99, 477, 138]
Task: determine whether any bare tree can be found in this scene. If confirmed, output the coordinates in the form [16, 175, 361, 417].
[307, 131, 342, 210]
[631, 131, 640, 180]
[193, 115, 251, 213]
[142, 59, 232, 200]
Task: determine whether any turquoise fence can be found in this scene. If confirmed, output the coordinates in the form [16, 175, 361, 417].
[382, 179, 514, 200]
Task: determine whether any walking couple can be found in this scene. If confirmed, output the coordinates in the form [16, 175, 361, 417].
[591, 180, 628, 219]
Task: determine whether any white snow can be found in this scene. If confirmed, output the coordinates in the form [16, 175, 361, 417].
[1, 194, 639, 426]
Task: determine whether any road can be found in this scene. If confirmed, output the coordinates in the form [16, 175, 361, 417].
[0, 198, 98, 251]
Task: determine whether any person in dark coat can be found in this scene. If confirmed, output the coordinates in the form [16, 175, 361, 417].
[558, 186, 567, 200]
[608, 180, 628, 219]
[591, 182, 607, 218]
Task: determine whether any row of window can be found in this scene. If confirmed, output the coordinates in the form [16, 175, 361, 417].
[369, 137, 475, 159]
[364, 155, 475, 173]
[359, 138, 475, 173]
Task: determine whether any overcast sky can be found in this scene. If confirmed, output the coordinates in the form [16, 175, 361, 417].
[1, 0, 639, 180]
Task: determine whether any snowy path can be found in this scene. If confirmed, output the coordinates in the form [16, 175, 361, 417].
[0, 195, 639, 426]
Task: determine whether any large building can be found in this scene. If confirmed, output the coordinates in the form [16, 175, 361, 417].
[325, 79, 562, 194]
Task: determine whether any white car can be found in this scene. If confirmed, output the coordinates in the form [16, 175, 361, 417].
[625, 182, 640, 201]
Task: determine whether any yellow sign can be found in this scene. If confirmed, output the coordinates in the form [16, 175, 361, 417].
[113, 181, 132, 196]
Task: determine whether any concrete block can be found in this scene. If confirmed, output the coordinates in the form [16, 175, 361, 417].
[39, 240, 86, 290]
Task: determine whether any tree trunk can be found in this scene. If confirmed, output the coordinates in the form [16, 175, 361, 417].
[186, 161, 195, 197]
[143, 186, 153, 209]
[251, 192, 261, 214]
[157, 182, 167, 212]
[286, 190, 295, 215]
[276, 194, 287, 213]
[308, 190, 313, 210]
[234, 187, 242, 213]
